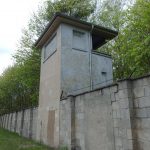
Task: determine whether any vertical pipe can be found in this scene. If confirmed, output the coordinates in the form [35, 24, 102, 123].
[89, 25, 94, 90]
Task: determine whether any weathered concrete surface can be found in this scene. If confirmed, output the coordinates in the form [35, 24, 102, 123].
[1, 75, 150, 150]
[61, 24, 91, 96]
[59, 82, 133, 150]
[37, 25, 61, 147]
[76, 93, 114, 150]
[22, 109, 31, 138]
[37, 22, 113, 148]
[59, 76, 150, 150]
[92, 52, 113, 89]
[59, 98, 72, 149]
[60, 24, 113, 96]
[0, 107, 38, 141]
[131, 76, 150, 150]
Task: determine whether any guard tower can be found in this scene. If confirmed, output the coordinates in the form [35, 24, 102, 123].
[35, 13, 118, 147]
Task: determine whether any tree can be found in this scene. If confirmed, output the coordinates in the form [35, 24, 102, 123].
[112, 0, 150, 79]
[0, 0, 97, 114]
[1, 0, 149, 114]
[91, 0, 149, 79]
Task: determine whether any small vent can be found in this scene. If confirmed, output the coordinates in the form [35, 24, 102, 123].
[73, 30, 85, 37]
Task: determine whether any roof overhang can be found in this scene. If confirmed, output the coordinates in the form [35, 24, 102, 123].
[35, 12, 118, 49]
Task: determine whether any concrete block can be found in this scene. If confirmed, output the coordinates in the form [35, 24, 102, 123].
[122, 138, 129, 150]
[32, 108, 38, 140]
[111, 93, 116, 102]
[133, 118, 142, 129]
[115, 137, 122, 147]
[119, 89, 131, 99]
[114, 128, 119, 136]
[143, 77, 150, 86]
[5, 114, 8, 128]
[110, 85, 118, 93]
[138, 129, 150, 141]
[115, 93, 120, 101]
[127, 129, 132, 139]
[113, 119, 120, 128]
[11, 113, 16, 132]
[22, 109, 31, 138]
[140, 118, 150, 129]
[118, 81, 129, 90]
[118, 128, 126, 137]
[134, 99, 139, 108]
[146, 107, 150, 117]
[119, 99, 129, 109]
[102, 88, 111, 96]
[135, 108, 147, 118]
[133, 87, 144, 98]
[129, 98, 134, 108]
[144, 86, 150, 96]
[127, 139, 133, 149]
[115, 146, 122, 150]
[120, 119, 131, 129]
[133, 79, 144, 87]
[91, 90, 102, 97]
[112, 102, 120, 110]
[138, 97, 150, 108]
[120, 109, 130, 119]
[6, 115, 8, 128]
[113, 110, 120, 119]
[76, 113, 84, 120]
[142, 142, 150, 150]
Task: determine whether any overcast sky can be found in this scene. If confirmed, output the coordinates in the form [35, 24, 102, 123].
[0, 0, 44, 75]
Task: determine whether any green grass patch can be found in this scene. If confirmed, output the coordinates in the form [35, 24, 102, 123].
[0, 128, 53, 150]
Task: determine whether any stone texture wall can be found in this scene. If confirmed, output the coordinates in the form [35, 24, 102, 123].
[132, 77, 150, 150]
[0, 75, 150, 150]
[60, 75, 150, 150]
[0, 107, 38, 140]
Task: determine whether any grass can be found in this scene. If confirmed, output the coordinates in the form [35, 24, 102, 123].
[0, 128, 53, 150]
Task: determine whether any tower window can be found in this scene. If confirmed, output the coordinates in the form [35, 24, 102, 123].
[72, 30, 86, 51]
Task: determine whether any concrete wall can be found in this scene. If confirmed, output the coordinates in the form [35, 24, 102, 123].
[60, 75, 150, 150]
[61, 24, 91, 96]
[37, 22, 113, 148]
[60, 83, 131, 150]
[37, 25, 61, 147]
[61, 23, 113, 96]
[91, 52, 113, 89]
[131, 76, 150, 150]
[0, 107, 38, 140]
[0, 75, 150, 150]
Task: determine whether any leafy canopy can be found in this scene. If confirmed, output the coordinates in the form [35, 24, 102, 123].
[0, 0, 150, 114]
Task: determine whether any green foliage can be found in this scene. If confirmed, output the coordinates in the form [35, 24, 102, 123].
[59, 146, 68, 150]
[0, 128, 53, 150]
[0, 0, 96, 114]
[0, 0, 150, 113]
[46, 0, 96, 20]
[91, 0, 128, 30]
[0, 64, 39, 115]
[112, 0, 150, 79]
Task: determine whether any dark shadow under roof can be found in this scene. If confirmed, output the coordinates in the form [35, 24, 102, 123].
[35, 12, 118, 49]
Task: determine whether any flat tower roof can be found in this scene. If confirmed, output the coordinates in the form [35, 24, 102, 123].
[35, 12, 118, 49]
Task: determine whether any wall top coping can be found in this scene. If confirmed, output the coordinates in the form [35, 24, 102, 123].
[117, 73, 150, 82]
[60, 74, 150, 100]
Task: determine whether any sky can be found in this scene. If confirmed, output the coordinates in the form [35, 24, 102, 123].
[0, 0, 44, 75]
